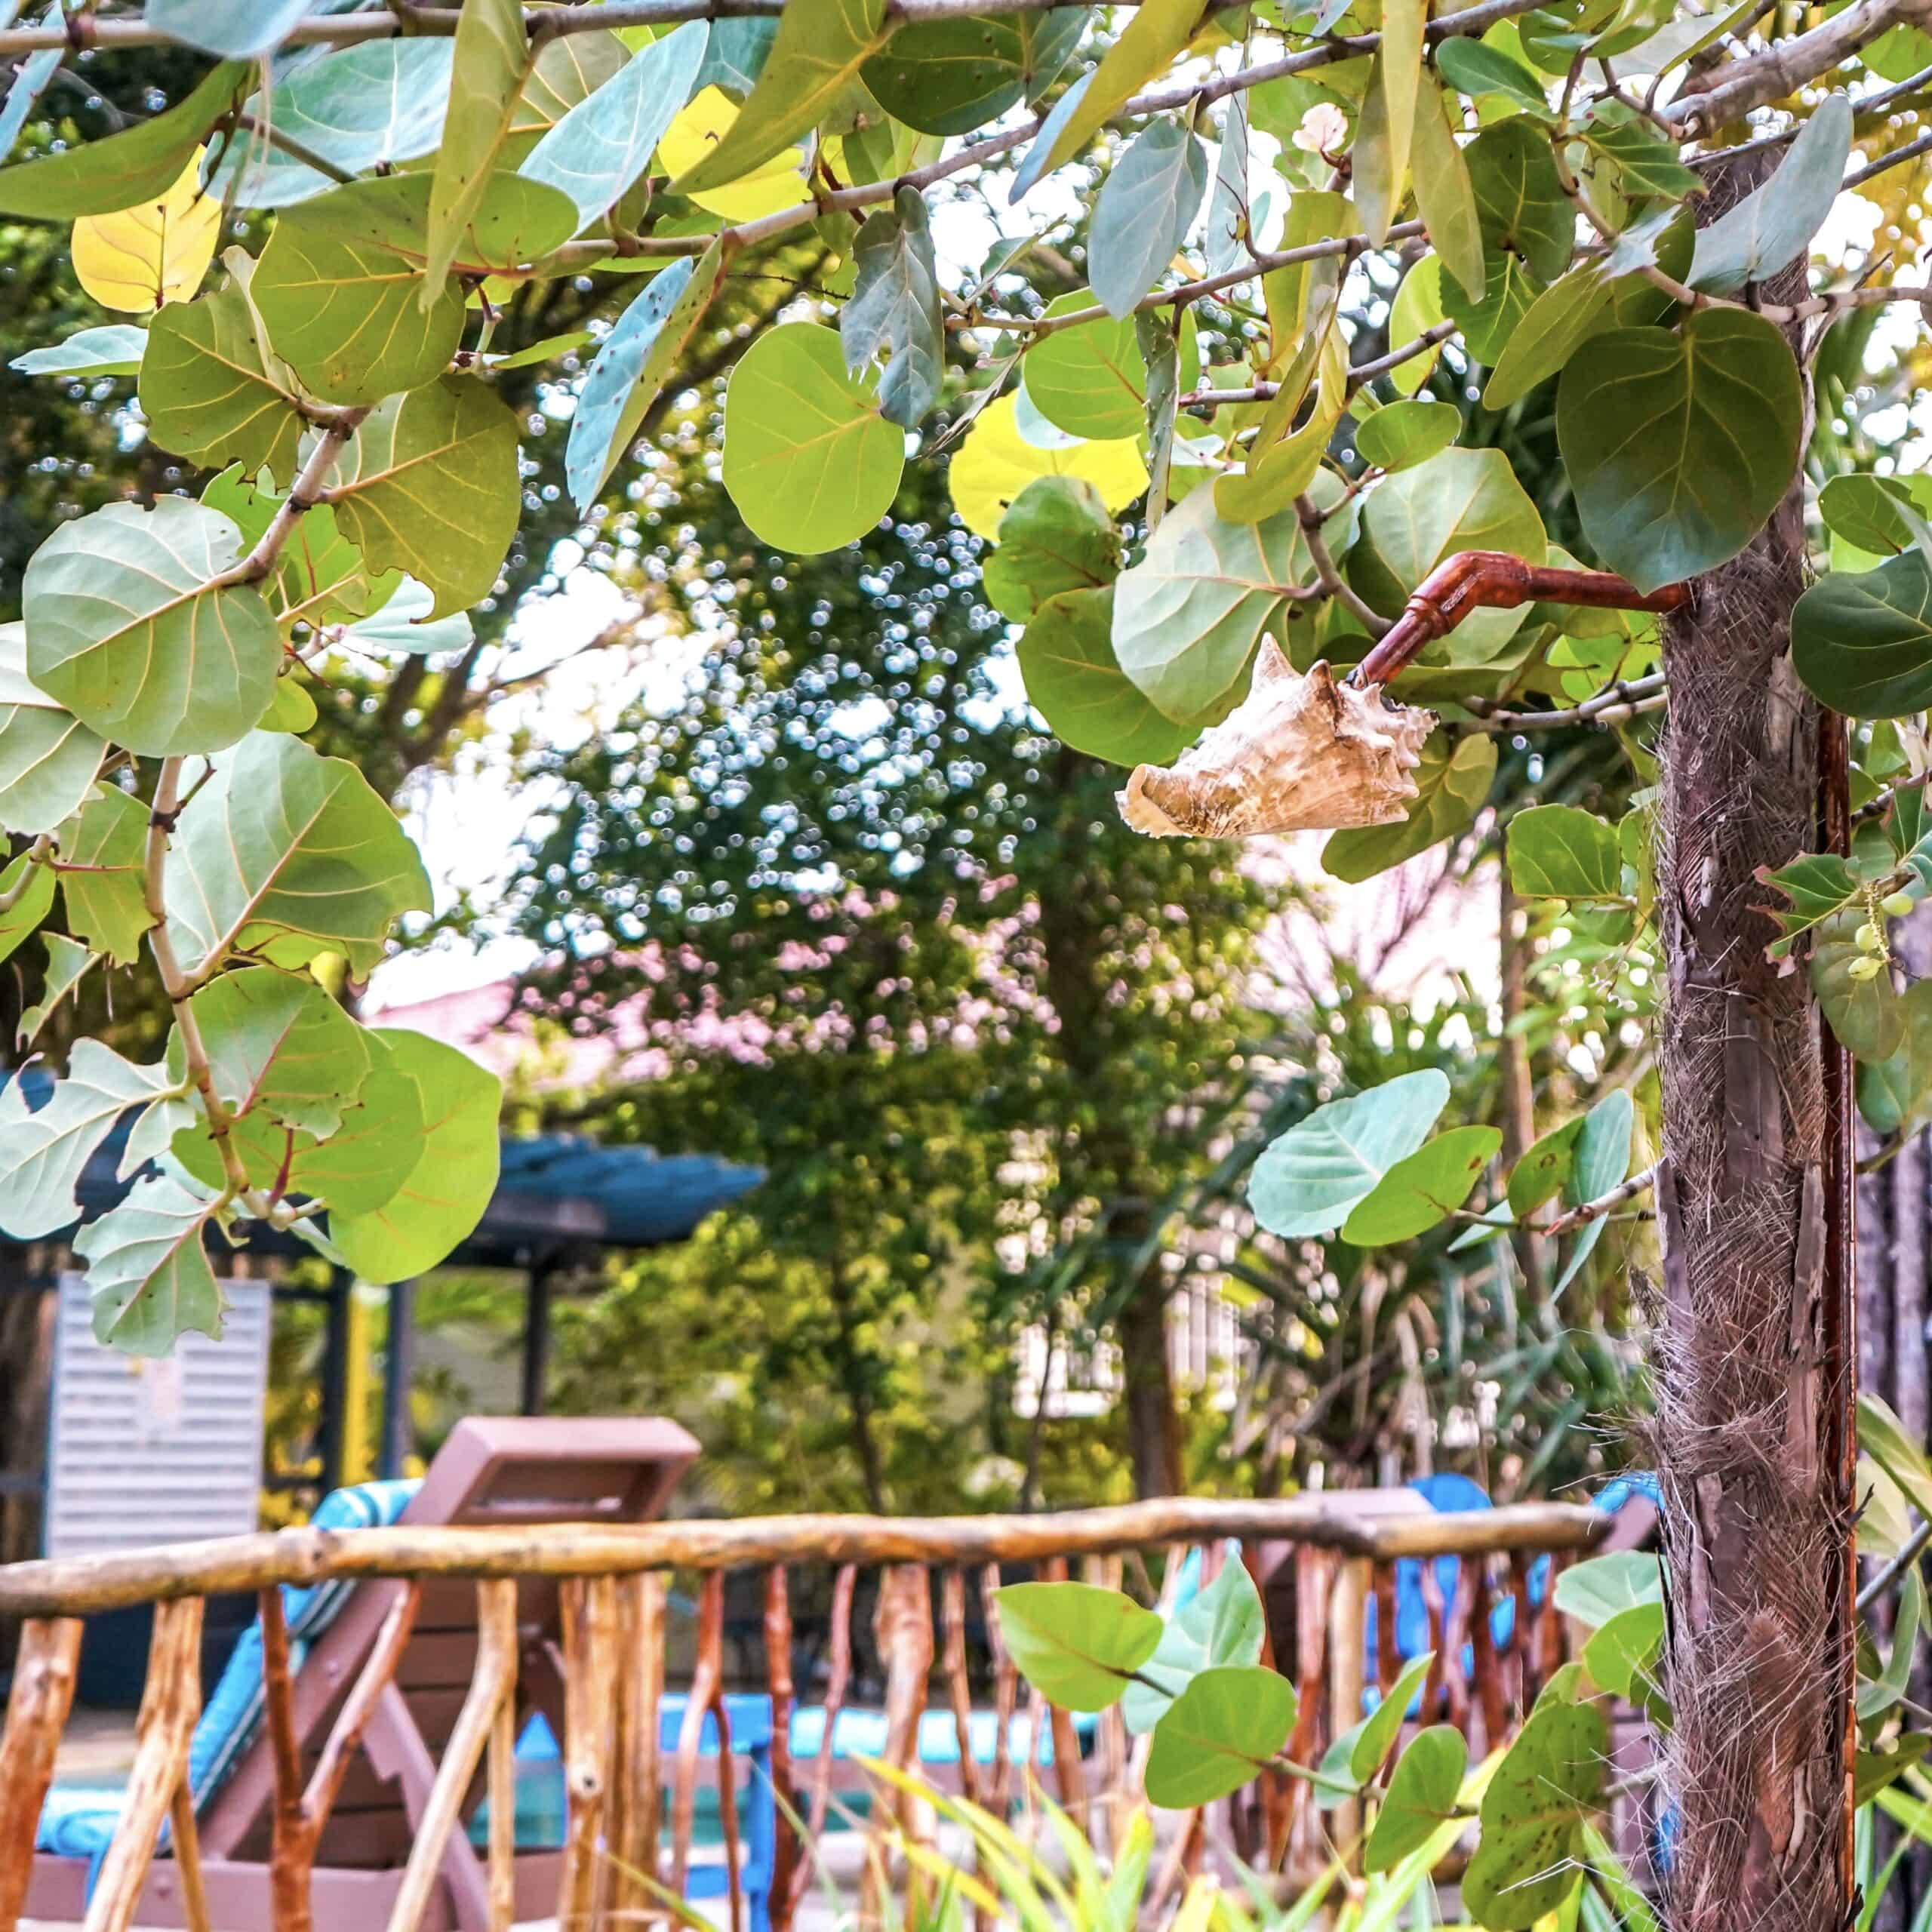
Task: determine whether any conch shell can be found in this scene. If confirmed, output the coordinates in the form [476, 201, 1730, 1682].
[1119, 644, 1434, 840]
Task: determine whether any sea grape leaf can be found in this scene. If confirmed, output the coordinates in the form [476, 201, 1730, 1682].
[949, 395, 1147, 542]
[78, 1169, 224, 1356]
[1146, 1666, 1297, 1808]
[72, 150, 222, 314]
[23, 498, 280, 757]
[1553, 1551, 1661, 1626]
[1341, 1126, 1502, 1244]
[322, 379, 524, 620]
[521, 21, 709, 224]
[140, 286, 306, 478]
[1323, 734, 1497, 881]
[162, 731, 434, 981]
[1122, 1556, 1267, 1734]
[1018, 587, 1192, 768]
[325, 1031, 502, 1282]
[1688, 93, 1852, 295]
[722, 323, 905, 553]
[1793, 549, 1932, 719]
[1318, 1653, 1437, 1803]
[1509, 804, 1624, 900]
[985, 475, 1121, 623]
[994, 1581, 1164, 1711]
[1366, 1727, 1469, 1874]
[0, 60, 245, 218]
[1553, 1087, 1634, 1291]
[57, 784, 152, 966]
[1249, 1069, 1453, 1238]
[668, 0, 895, 195]
[208, 42, 455, 209]
[19, 934, 97, 1052]
[1557, 307, 1802, 594]
[1814, 909, 1904, 1061]
[841, 186, 946, 428]
[0, 1040, 175, 1242]
[1462, 1701, 1607, 1930]
[863, 8, 1083, 134]
[1089, 122, 1208, 320]
[425, 0, 539, 294]
[1411, 78, 1484, 300]
[565, 245, 724, 514]
[11, 323, 147, 377]
[1354, 398, 1458, 472]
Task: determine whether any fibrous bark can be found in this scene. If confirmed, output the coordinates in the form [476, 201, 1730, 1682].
[1649, 152, 1857, 1932]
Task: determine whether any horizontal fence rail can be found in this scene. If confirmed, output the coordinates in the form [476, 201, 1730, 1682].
[0, 1497, 1616, 1932]
[0, 1497, 1604, 1617]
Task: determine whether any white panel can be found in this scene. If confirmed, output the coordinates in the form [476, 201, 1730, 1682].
[46, 1272, 271, 1558]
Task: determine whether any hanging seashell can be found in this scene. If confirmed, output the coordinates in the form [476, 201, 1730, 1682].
[1118, 645, 1435, 840]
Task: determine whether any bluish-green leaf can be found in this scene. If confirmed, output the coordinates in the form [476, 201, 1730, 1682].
[1090, 122, 1208, 320]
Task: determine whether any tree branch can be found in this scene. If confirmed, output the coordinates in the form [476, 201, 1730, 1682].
[1297, 494, 1389, 636]
[1541, 1162, 1658, 1239]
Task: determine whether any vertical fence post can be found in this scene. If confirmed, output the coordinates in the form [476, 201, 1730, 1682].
[0, 1615, 82, 1931]
[605, 1569, 667, 1926]
[1327, 1556, 1371, 1866]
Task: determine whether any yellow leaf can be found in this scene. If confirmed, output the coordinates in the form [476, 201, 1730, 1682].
[657, 87, 812, 220]
[71, 149, 220, 315]
[950, 395, 1147, 543]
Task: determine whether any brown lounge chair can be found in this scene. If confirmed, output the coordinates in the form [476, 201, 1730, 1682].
[26, 1415, 699, 1931]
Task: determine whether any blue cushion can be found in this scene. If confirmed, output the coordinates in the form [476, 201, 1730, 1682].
[37, 1478, 422, 1868]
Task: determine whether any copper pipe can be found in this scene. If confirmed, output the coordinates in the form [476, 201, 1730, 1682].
[1347, 552, 1690, 691]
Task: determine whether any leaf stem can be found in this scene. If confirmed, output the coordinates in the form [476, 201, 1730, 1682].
[1540, 1162, 1658, 1240]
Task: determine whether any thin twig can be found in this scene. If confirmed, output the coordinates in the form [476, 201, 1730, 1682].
[1541, 1162, 1658, 1240]
[1858, 1515, 1932, 1614]
[1297, 494, 1389, 637]
[235, 112, 357, 188]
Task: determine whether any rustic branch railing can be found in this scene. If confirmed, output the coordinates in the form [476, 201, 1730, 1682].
[0, 1497, 1607, 1932]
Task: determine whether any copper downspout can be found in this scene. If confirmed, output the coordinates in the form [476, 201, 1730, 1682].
[1344, 552, 1691, 690]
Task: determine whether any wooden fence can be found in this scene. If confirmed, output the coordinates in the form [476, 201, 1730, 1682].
[0, 1496, 1606, 1932]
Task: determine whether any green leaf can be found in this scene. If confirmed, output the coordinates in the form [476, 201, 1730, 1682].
[1814, 909, 1903, 1061]
[1576, 99, 1701, 202]
[863, 8, 1083, 135]
[19, 934, 96, 1052]
[57, 784, 152, 966]
[723, 323, 905, 553]
[1444, 117, 1571, 360]
[1757, 851, 1864, 958]
[78, 1169, 223, 1357]
[1354, 398, 1458, 472]
[326, 1031, 500, 1282]
[1318, 1653, 1437, 1804]
[1509, 804, 1624, 900]
[1091, 122, 1208, 320]
[1687, 93, 1851, 296]
[566, 245, 724, 515]
[986, 475, 1120, 623]
[1323, 733, 1497, 881]
[1122, 1556, 1268, 1734]
[140, 286, 306, 478]
[1249, 1069, 1451, 1239]
[1355, 448, 1547, 660]
[1111, 485, 1334, 724]
[1858, 1735, 1932, 1809]
[1552, 1550, 1660, 1627]
[1411, 80, 1484, 301]
[208, 42, 455, 209]
[521, 21, 708, 224]
[1556, 307, 1802, 595]
[1862, 1392, 1932, 1523]
[1793, 549, 1932, 719]
[1818, 474, 1924, 560]
[0, 1041, 174, 1241]
[162, 731, 433, 981]
[1341, 1124, 1502, 1244]
[1507, 1115, 1584, 1217]
[1366, 1727, 1469, 1874]
[323, 379, 524, 619]
[147, 0, 312, 59]
[0, 848, 54, 979]
[254, 173, 577, 405]
[669, 0, 894, 195]
[1581, 1601, 1663, 1702]
[993, 1580, 1164, 1710]
[0, 60, 245, 218]
[1017, 587, 1192, 768]
[1434, 39, 1549, 112]
[1464, 1702, 1607, 1930]
[1025, 295, 1155, 441]
[1858, 980, 1932, 1138]
[426, 0, 538, 294]
[842, 186, 945, 429]
[1373, 0, 1426, 235]
[1387, 253, 1445, 397]
[1146, 1665, 1297, 1808]
[11, 324, 147, 378]
[0, 626, 103, 837]
[1205, 94, 1250, 279]
[1010, 0, 1207, 198]
[1553, 1087, 1634, 1290]
[23, 498, 279, 757]
[174, 968, 373, 1138]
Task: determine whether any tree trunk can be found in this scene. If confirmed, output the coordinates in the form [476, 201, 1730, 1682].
[1651, 151, 1857, 1930]
[1118, 1275, 1183, 1497]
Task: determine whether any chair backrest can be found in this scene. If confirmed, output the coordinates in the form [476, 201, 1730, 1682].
[201, 1415, 698, 1872]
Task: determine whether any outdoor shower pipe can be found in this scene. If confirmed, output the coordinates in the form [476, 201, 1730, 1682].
[1345, 552, 1692, 689]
